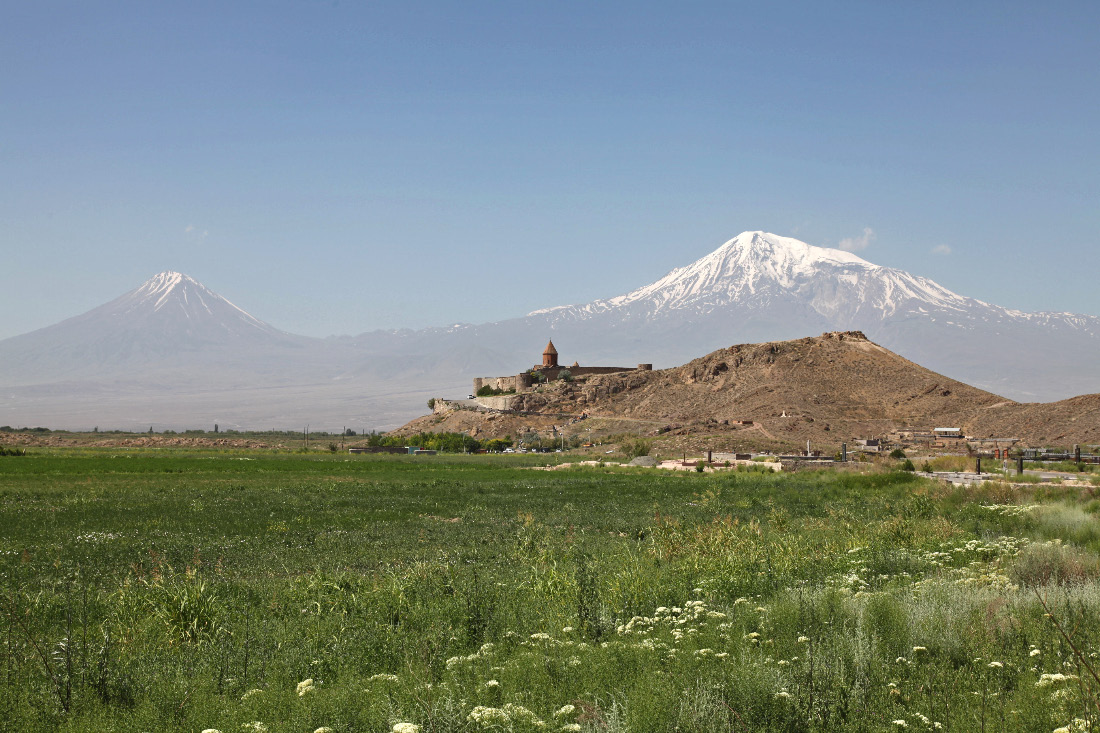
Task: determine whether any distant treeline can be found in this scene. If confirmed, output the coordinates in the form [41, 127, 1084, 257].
[362, 431, 514, 453]
[0, 425, 360, 437]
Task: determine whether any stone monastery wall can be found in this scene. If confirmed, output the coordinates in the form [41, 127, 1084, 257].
[473, 342, 651, 395]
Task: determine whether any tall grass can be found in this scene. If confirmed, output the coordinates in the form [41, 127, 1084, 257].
[2, 452, 1100, 730]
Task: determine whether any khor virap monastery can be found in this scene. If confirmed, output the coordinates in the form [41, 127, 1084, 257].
[473, 340, 652, 394]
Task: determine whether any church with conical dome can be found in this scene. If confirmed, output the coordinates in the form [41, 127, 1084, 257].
[542, 340, 558, 368]
[471, 341, 651, 397]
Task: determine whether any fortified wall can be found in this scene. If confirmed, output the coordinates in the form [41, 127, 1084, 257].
[472, 340, 652, 396]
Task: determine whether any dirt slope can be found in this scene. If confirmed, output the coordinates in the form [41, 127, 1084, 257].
[398, 332, 1100, 450]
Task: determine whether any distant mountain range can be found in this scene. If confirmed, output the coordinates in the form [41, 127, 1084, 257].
[2, 231, 1098, 430]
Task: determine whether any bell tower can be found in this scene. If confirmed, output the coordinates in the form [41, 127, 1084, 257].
[542, 340, 559, 368]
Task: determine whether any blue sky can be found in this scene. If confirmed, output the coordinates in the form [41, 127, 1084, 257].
[3, 1, 1098, 340]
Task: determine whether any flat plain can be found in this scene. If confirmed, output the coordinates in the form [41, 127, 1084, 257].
[1, 450, 1099, 732]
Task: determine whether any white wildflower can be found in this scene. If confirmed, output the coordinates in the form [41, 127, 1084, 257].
[1037, 673, 1077, 687]
[468, 704, 543, 727]
[315, 728, 334, 733]
[560, 725, 581, 732]
[296, 678, 316, 696]
[485, 679, 500, 689]
[241, 688, 263, 701]
[242, 724, 268, 733]
[392, 724, 421, 733]
[368, 673, 399, 683]
[797, 636, 810, 643]
[892, 721, 908, 728]
[1030, 648, 1042, 657]
[554, 704, 576, 717]
[988, 661, 1003, 669]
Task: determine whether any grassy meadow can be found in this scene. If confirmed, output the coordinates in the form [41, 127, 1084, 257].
[1, 450, 1100, 732]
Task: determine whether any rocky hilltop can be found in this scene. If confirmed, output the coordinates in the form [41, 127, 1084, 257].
[399, 332, 1100, 450]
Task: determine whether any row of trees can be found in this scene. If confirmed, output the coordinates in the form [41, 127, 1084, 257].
[362, 431, 514, 453]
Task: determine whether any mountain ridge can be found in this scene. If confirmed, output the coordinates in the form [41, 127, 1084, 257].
[2, 231, 1099, 430]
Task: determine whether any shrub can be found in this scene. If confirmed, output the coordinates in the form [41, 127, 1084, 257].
[427, 397, 436, 410]
[621, 439, 652, 460]
[476, 385, 514, 397]
[889, 448, 907, 459]
[900, 459, 915, 471]
[1010, 541, 1100, 586]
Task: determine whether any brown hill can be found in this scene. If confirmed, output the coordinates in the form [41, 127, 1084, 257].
[396, 332, 1100, 451]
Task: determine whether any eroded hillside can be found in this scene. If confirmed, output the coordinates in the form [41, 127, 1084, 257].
[399, 332, 1100, 450]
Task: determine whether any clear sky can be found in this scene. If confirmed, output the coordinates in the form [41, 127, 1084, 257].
[3, 1, 1098, 341]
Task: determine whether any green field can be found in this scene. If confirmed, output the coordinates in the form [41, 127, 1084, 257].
[1, 450, 1099, 732]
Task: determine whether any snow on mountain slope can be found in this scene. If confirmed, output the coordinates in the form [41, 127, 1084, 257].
[0, 271, 322, 385]
[533, 232, 972, 320]
[522, 231, 1100, 400]
[84, 271, 286, 338]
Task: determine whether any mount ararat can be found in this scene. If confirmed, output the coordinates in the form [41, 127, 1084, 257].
[2, 232, 1097, 430]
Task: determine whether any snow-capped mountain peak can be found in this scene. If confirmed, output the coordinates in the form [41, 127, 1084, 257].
[515, 229, 1100, 401]
[611, 231, 873, 307]
[531, 231, 968, 320]
[133, 271, 191, 310]
[112, 271, 270, 329]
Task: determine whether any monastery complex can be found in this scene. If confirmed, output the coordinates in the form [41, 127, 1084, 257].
[472, 340, 651, 395]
